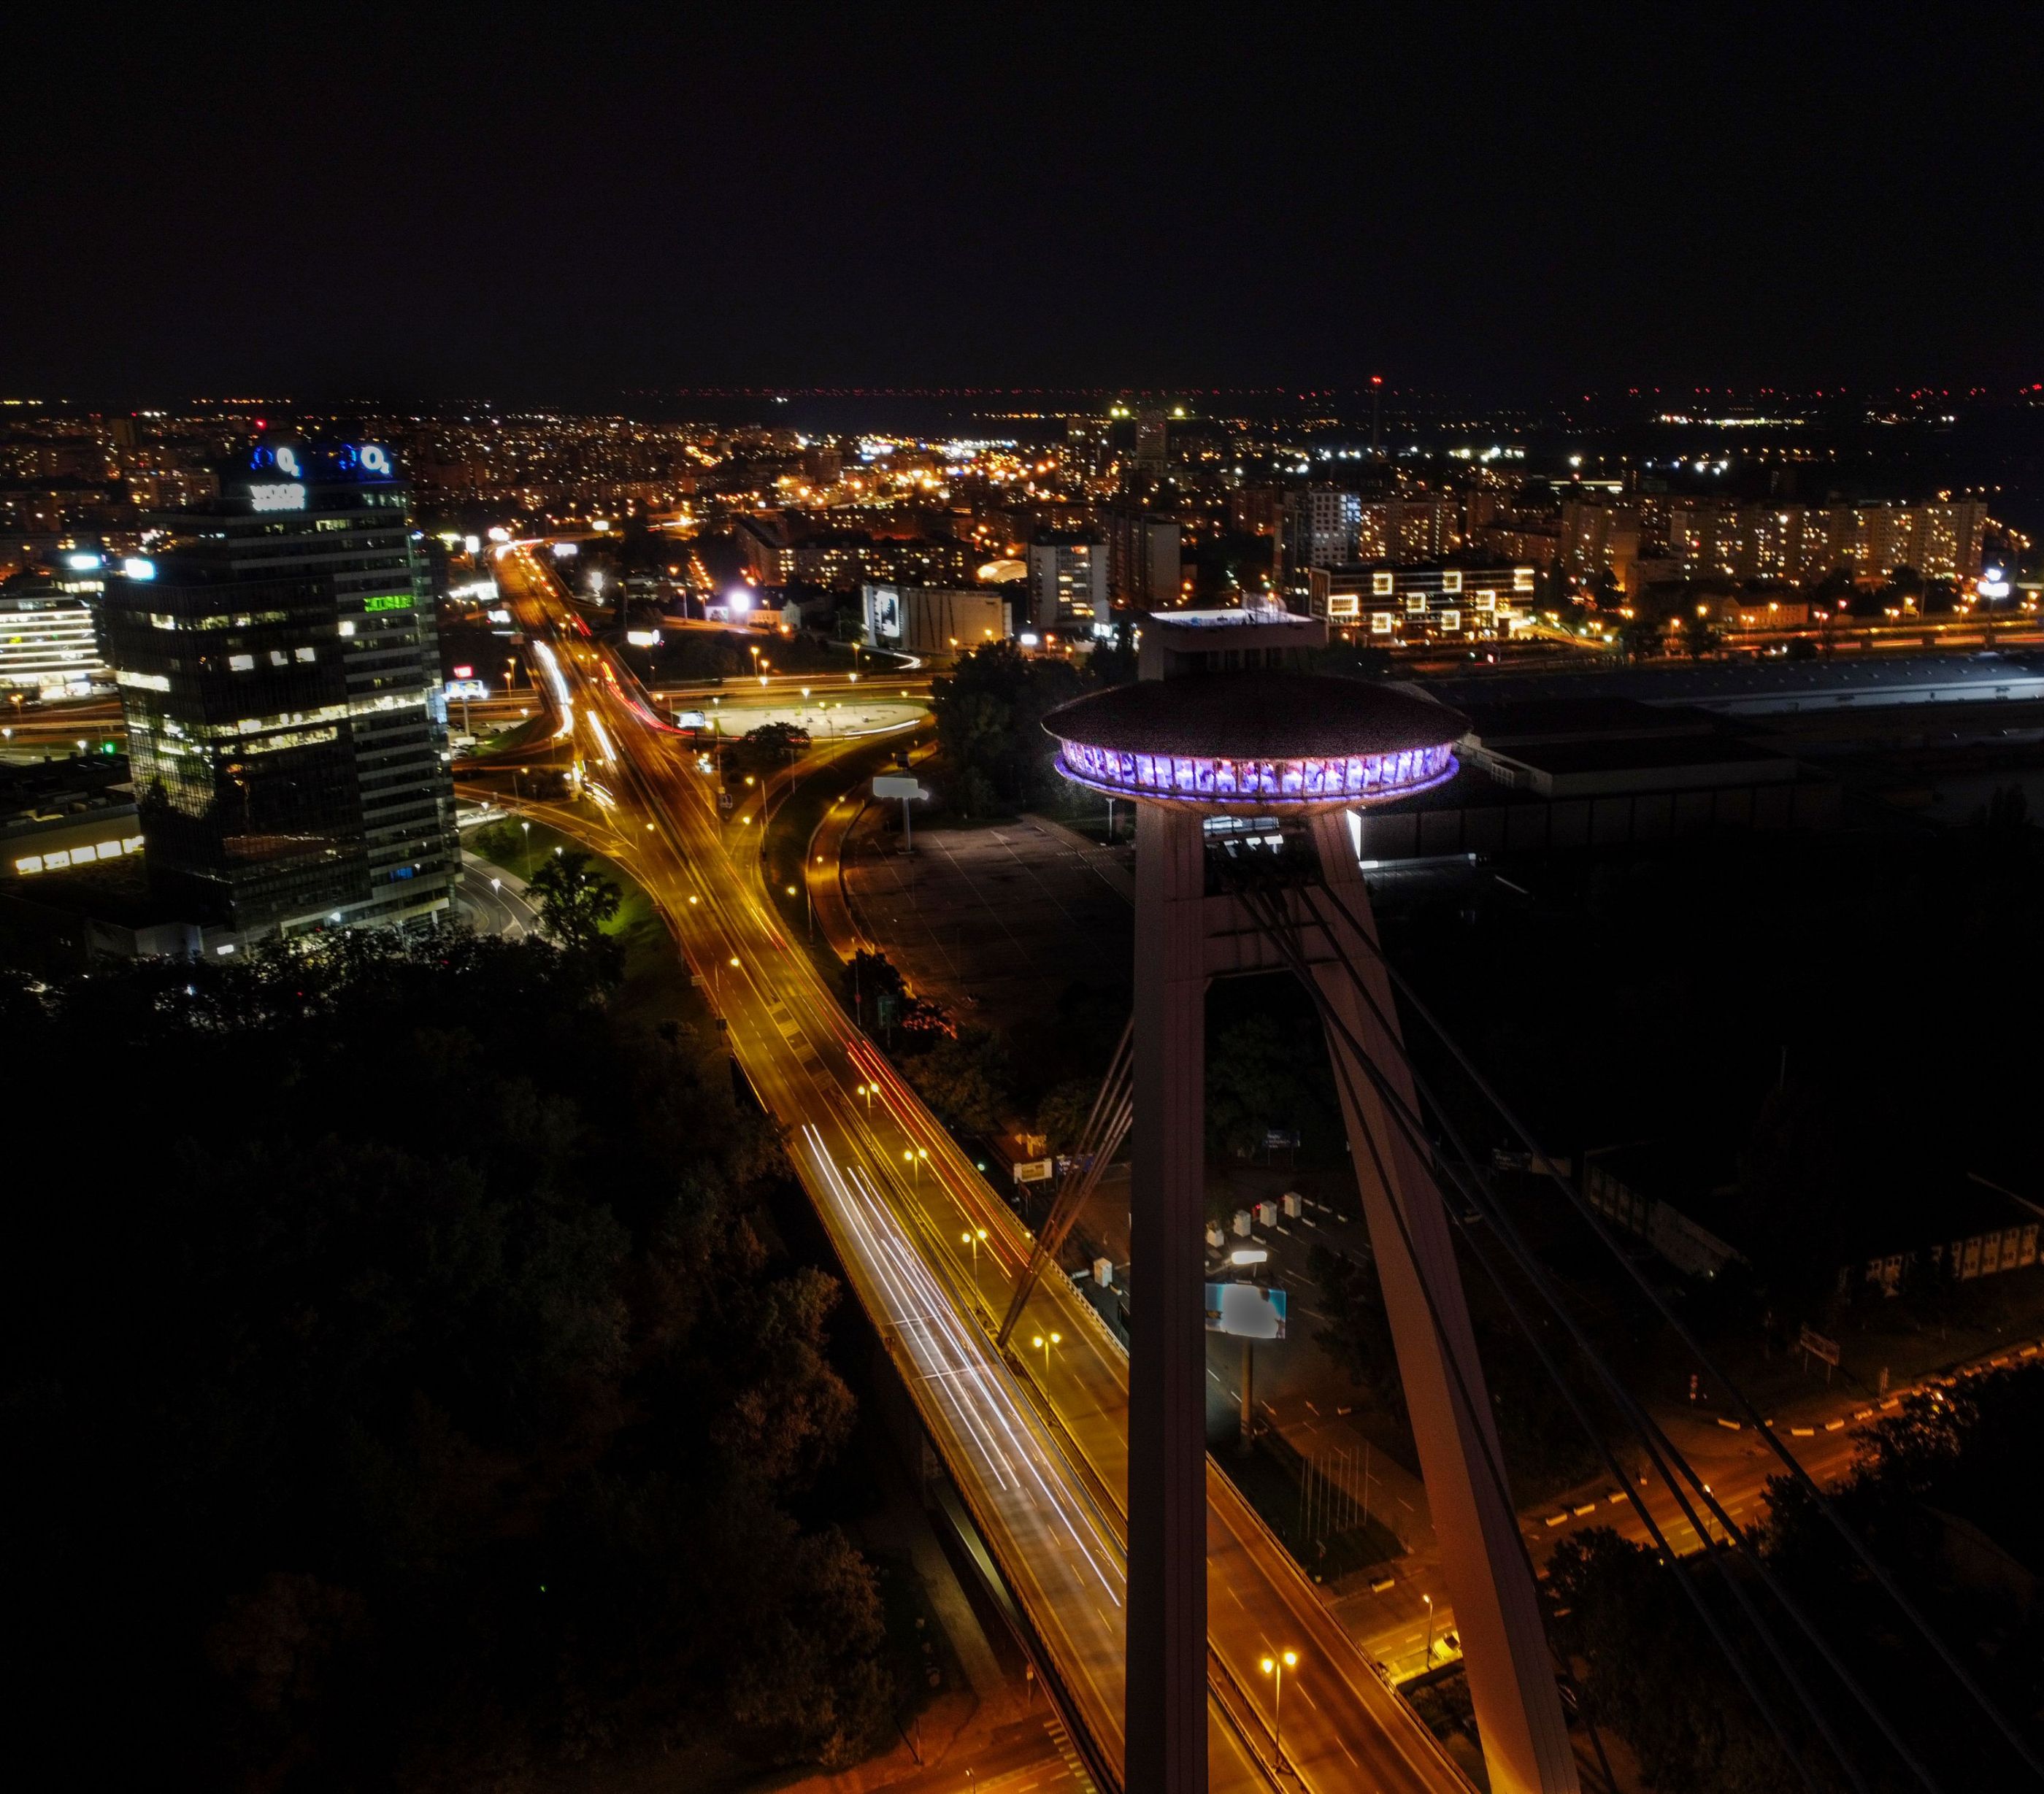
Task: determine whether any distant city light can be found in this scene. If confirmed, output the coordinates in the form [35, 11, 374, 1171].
[726, 588, 753, 615]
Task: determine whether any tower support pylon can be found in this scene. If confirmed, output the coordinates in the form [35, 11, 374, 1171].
[1127, 805, 1578, 1794]
[1044, 644, 1577, 1794]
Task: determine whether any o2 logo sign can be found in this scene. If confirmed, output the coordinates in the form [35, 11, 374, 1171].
[246, 440, 396, 480]
[334, 442, 393, 476]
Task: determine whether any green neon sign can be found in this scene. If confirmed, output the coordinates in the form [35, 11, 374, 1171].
[363, 593, 413, 612]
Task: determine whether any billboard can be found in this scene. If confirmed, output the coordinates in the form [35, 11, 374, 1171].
[1204, 1282, 1287, 1340]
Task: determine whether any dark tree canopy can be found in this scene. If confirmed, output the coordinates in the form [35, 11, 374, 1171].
[1551, 1365, 2044, 1792]
[0, 930, 891, 1790]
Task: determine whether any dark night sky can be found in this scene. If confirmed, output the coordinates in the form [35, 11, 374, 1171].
[7, 7, 2039, 403]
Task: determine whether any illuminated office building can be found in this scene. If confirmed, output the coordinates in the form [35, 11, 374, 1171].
[98, 439, 456, 939]
[0, 553, 114, 696]
[1305, 559, 1537, 642]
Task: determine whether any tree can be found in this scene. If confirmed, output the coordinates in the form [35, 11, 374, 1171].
[840, 948, 904, 1027]
[1546, 1532, 1811, 1794]
[1037, 1077, 1102, 1155]
[904, 1028, 1011, 1136]
[929, 640, 1091, 812]
[0, 929, 894, 1788]
[1682, 609, 1721, 659]
[1557, 1368, 2044, 1790]
[951, 764, 1000, 820]
[1307, 1244, 1407, 1429]
[1808, 563, 1856, 611]
[1206, 1012, 1308, 1158]
[1618, 611, 1665, 663]
[528, 847, 624, 972]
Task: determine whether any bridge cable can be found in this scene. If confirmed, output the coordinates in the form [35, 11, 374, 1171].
[1231, 879, 1851, 1793]
[997, 1020, 1134, 1347]
[1251, 872, 1956, 1792]
[1302, 872, 2044, 1785]
[1259, 872, 1947, 1791]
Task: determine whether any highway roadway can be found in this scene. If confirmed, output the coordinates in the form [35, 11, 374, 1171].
[491, 545, 1476, 1794]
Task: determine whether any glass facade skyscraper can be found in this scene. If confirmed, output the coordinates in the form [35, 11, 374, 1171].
[98, 439, 457, 939]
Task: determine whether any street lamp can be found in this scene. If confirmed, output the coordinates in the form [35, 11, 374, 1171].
[1031, 1331, 1061, 1378]
[520, 820, 532, 875]
[1259, 1650, 1299, 1774]
[961, 1226, 987, 1278]
[857, 1081, 873, 1111]
[1423, 1593, 1434, 1664]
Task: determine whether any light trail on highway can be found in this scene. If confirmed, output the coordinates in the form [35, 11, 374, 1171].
[491, 544, 1475, 1794]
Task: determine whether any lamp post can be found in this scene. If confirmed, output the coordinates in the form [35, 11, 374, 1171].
[1259, 1649, 1299, 1775]
[520, 820, 531, 877]
[1031, 1331, 1061, 1379]
[961, 1226, 987, 1279]
[1424, 1593, 1434, 1666]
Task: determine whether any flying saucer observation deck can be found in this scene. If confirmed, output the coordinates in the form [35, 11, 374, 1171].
[1042, 671, 1467, 815]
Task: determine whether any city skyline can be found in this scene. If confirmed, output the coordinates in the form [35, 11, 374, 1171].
[12, 16, 2044, 1794]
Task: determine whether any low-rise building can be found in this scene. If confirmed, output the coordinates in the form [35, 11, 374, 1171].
[1350, 693, 1842, 861]
[1304, 560, 1537, 643]
[1583, 1144, 2040, 1296]
[861, 582, 1012, 661]
[733, 515, 976, 590]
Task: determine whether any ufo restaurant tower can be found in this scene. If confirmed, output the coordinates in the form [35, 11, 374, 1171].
[1044, 610, 1578, 1794]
